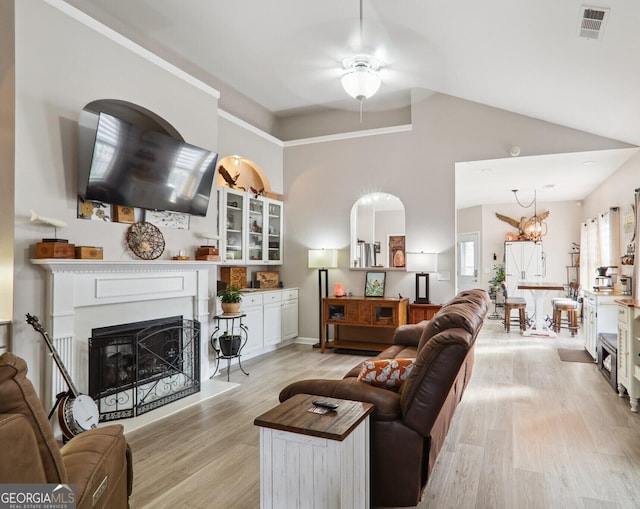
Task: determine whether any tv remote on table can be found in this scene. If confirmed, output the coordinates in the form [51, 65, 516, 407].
[312, 400, 339, 410]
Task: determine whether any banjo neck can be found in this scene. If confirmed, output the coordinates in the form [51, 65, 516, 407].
[26, 313, 80, 398]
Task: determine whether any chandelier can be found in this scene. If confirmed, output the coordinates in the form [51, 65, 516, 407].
[512, 189, 548, 241]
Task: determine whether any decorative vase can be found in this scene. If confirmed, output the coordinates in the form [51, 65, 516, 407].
[219, 335, 242, 356]
[221, 302, 241, 314]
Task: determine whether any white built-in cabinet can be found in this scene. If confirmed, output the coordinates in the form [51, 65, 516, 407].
[617, 300, 640, 412]
[218, 187, 283, 265]
[282, 289, 299, 340]
[224, 289, 298, 357]
[263, 291, 283, 347]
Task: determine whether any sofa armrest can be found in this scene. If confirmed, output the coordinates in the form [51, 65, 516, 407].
[0, 414, 48, 482]
[61, 424, 132, 509]
[392, 322, 428, 348]
[279, 378, 401, 421]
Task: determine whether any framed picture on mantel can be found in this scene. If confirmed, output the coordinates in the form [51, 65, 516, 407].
[364, 271, 386, 297]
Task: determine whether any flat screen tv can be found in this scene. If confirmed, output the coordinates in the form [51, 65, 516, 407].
[81, 112, 218, 217]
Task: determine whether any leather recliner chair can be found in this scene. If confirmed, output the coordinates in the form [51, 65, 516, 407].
[0, 352, 133, 509]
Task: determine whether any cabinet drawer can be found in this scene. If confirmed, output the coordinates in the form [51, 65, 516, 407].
[618, 305, 630, 325]
[242, 293, 264, 306]
[282, 289, 298, 301]
[263, 291, 282, 303]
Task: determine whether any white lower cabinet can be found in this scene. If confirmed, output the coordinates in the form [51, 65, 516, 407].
[234, 288, 298, 356]
[242, 293, 264, 355]
[263, 291, 283, 347]
[282, 289, 299, 340]
[617, 301, 640, 413]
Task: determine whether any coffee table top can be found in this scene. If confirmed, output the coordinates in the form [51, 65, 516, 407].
[254, 393, 374, 441]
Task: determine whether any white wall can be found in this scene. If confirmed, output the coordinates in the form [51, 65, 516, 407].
[582, 151, 640, 283]
[13, 0, 220, 393]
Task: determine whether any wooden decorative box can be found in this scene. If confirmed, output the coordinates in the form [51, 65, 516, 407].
[220, 266, 247, 289]
[196, 246, 219, 256]
[36, 242, 76, 259]
[75, 246, 104, 259]
[255, 271, 279, 288]
[113, 205, 135, 223]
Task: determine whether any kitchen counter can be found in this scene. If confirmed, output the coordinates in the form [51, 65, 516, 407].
[615, 298, 640, 308]
[240, 287, 298, 293]
[584, 289, 627, 298]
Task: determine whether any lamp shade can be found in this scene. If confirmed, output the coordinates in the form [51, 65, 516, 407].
[341, 67, 381, 101]
[405, 252, 438, 273]
[308, 249, 338, 269]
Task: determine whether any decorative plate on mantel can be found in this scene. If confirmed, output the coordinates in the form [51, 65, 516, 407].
[126, 221, 165, 260]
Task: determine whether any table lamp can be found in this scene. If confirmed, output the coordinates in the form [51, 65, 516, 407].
[308, 249, 338, 345]
[406, 252, 438, 304]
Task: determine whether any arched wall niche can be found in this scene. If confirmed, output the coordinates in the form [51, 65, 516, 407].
[216, 155, 279, 198]
[82, 99, 183, 140]
[350, 192, 405, 269]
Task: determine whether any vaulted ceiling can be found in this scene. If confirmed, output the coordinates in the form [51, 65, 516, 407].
[62, 0, 640, 206]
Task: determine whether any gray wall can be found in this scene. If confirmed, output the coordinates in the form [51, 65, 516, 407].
[281, 93, 629, 341]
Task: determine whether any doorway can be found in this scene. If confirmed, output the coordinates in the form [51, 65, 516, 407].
[457, 232, 479, 292]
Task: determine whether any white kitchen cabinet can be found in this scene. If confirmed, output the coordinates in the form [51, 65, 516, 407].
[583, 290, 620, 360]
[282, 289, 299, 340]
[617, 300, 640, 413]
[241, 292, 264, 355]
[504, 241, 544, 308]
[263, 291, 283, 347]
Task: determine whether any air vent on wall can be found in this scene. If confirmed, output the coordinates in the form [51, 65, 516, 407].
[578, 6, 610, 40]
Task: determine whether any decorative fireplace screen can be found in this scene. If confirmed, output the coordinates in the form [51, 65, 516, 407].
[89, 316, 200, 422]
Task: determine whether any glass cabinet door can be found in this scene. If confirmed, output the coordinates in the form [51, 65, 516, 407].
[220, 188, 245, 263]
[267, 199, 283, 264]
[248, 197, 264, 263]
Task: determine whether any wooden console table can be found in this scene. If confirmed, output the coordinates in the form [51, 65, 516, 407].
[321, 296, 408, 353]
[408, 303, 442, 323]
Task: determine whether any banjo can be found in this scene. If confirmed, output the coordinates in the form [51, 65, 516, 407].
[26, 313, 99, 440]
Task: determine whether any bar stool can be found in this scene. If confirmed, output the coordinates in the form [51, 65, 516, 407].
[501, 283, 527, 332]
[553, 299, 579, 336]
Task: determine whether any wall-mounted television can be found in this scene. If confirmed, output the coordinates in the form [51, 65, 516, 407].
[79, 112, 218, 217]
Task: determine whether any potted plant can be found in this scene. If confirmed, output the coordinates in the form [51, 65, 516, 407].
[218, 285, 242, 314]
[219, 332, 242, 356]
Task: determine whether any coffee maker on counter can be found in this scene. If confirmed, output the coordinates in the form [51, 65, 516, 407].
[619, 275, 633, 295]
[594, 266, 618, 291]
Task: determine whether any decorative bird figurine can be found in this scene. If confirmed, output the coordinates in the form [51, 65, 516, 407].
[250, 186, 264, 197]
[495, 211, 550, 241]
[218, 165, 240, 188]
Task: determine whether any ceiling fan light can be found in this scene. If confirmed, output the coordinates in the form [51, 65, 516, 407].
[341, 66, 381, 101]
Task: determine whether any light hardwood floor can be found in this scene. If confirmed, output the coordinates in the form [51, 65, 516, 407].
[127, 319, 640, 509]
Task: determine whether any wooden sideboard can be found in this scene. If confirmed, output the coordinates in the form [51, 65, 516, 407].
[408, 303, 442, 324]
[321, 296, 408, 352]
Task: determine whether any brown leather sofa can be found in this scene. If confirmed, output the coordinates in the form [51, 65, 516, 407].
[0, 352, 132, 509]
[279, 289, 490, 507]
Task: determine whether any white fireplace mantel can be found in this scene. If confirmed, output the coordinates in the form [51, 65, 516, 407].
[31, 259, 217, 405]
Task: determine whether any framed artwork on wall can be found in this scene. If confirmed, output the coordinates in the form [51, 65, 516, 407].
[364, 271, 386, 297]
[388, 235, 406, 267]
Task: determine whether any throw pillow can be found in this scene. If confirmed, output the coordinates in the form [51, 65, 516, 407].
[357, 358, 415, 390]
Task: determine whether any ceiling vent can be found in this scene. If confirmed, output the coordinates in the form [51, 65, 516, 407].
[578, 6, 610, 40]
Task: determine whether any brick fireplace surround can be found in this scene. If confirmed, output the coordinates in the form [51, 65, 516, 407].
[32, 259, 233, 431]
